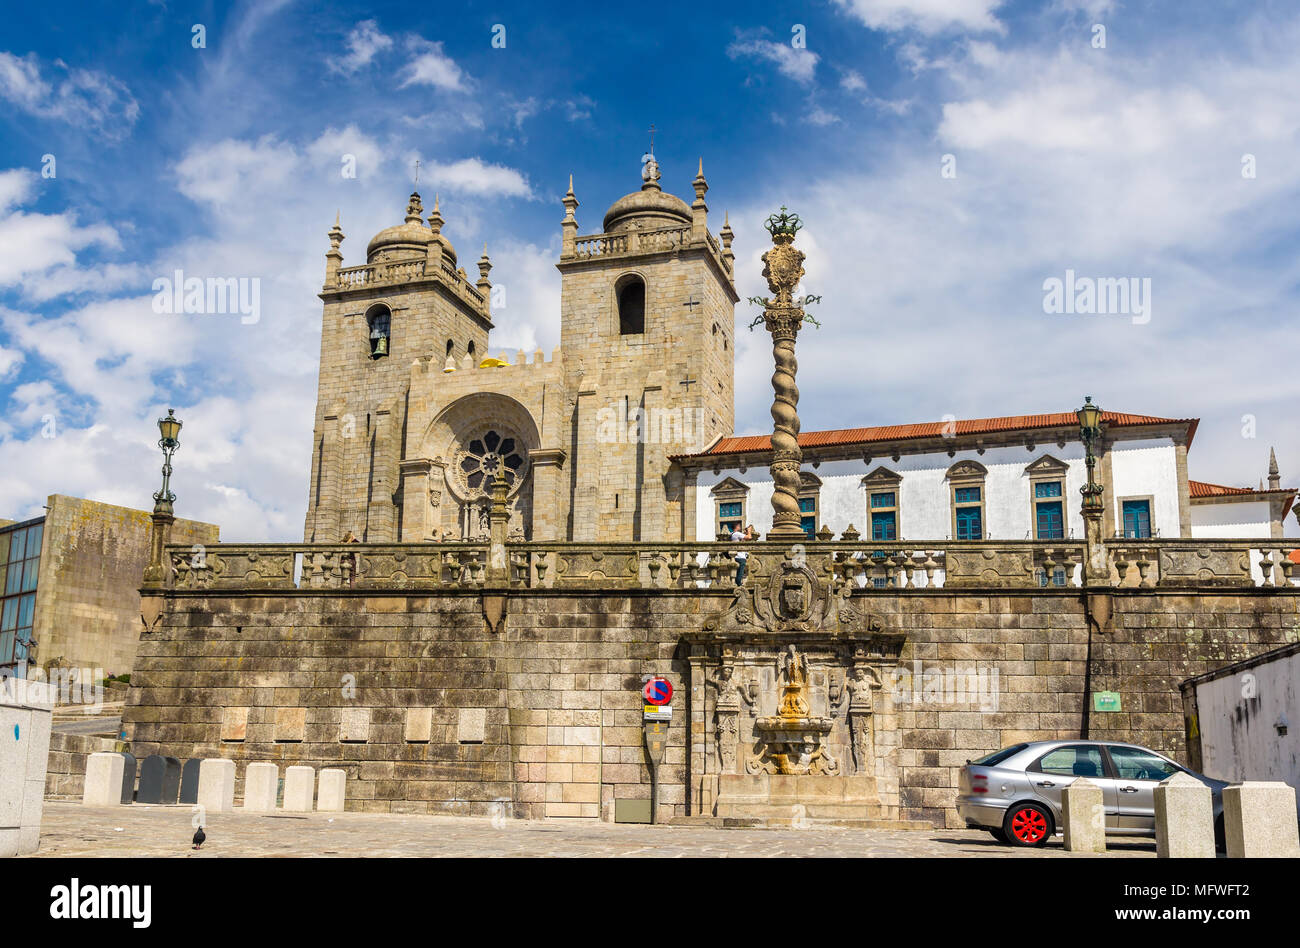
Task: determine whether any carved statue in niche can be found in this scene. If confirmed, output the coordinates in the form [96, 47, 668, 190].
[778, 644, 810, 717]
[842, 665, 879, 775]
[706, 664, 754, 773]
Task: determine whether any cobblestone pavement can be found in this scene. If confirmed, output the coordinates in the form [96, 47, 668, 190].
[30, 802, 1157, 857]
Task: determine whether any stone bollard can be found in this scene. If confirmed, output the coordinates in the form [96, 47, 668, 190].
[83, 752, 126, 807]
[283, 766, 316, 812]
[1223, 782, 1300, 858]
[1154, 772, 1215, 858]
[1062, 778, 1106, 853]
[242, 762, 279, 811]
[197, 758, 236, 812]
[317, 768, 347, 812]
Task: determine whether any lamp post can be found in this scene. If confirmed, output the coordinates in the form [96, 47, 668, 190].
[1076, 396, 1109, 587]
[143, 409, 183, 588]
[1077, 396, 1103, 514]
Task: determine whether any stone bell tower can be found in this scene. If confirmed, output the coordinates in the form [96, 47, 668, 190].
[557, 152, 739, 541]
[304, 193, 495, 542]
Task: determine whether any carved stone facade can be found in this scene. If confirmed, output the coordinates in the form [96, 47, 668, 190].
[304, 154, 737, 546]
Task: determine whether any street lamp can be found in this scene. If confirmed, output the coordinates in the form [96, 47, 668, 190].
[1076, 396, 1104, 514]
[153, 408, 183, 514]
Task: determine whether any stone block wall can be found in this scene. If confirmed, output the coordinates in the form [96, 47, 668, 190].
[34, 494, 219, 677]
[121, 584, 1300, 827]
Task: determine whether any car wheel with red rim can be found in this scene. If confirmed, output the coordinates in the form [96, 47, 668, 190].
[1003, 802, 1052, 847]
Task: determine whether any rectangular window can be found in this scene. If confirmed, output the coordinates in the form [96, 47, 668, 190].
[1036, 501, 1064, 540]
[955, 486, 981, 504]
[716, 498, 745, 537]
[1122, 500, 1152, 539]
[0, 521, 42, 670]
[871, 511, 896, 541]
[797, 493, 818, 538]
[870, 492, 895, 508]
[1034, 481, 1062, 498]
[956, 506, 982, 540]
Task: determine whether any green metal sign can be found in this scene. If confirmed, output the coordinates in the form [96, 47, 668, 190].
[1093, 691, 1122, 712]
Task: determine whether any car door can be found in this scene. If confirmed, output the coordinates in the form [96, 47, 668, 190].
[1105, 745, 1182, 831]
[1027, 744, 1120, 829]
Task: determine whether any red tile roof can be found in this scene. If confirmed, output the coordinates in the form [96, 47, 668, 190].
[674, 410, 1197, 460]
[1189, 480, 1297, 519]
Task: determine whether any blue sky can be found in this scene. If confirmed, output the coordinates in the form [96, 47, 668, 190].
[1, 0, 1297, 538]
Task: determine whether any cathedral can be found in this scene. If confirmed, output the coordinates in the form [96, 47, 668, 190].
[303, 153, 1295, 550]
[304, 152, 736, 545]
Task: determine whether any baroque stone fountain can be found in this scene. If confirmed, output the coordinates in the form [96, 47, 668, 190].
[749, 645, 838, 775]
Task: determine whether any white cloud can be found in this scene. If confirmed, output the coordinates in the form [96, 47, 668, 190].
[400, 38, 468, 91]
[840, 70, 868, 92]
[0, 173, 120, 287]
[426, 158, 531, 198]
[305, 125, 386, 182]
[0, 168, 36, 213]
[727, 39, 820, 84]
[0, 343, 21, 380]
[0, 52, 139, 139]
[807, 107, 841, 126]
[831, 0, 1006, 35]
[331, 19, 393, 74]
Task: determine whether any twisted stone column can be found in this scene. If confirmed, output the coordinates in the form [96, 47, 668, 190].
[757, 211, 811, 540]
[767, 316, 804, 538]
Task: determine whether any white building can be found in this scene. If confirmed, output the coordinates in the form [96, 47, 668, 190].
[673, 410, 1295, 543]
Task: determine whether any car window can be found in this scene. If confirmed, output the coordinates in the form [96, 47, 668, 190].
[971, 744, 1029, 767]
[1109, 747, 1180, 781]
[1034, 745, 1105, 778]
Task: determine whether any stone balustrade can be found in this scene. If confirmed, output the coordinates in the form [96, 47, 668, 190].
[1105, 539, 1298, 588]
[332, 259, 485, 308]
[569, 224, 728, 272]
[160, 539, 1295, 593]
[163, 538, 1300, 592]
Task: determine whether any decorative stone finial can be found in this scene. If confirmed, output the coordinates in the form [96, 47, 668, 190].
[427, 193, 444, 235]
[405, 191, 424, 225]
[1268, 446, 1280, 490]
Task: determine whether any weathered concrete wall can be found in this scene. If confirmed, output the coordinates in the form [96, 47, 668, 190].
[1186, 645, 1299, 813]
[34, 495, 219, 677]
[121, 584, 1300, 827]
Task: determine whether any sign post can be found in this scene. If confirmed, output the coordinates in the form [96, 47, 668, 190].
[641, 676, 673, 823]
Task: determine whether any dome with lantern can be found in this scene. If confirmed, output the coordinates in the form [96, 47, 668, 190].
[366, 191, 459, 268]
[602, 154, 693, 233]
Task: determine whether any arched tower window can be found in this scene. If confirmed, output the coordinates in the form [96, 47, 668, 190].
[366, 304, 391, 359]
[446, 339, 455, 356]
[468, 340, 477, 360]
[616, 275, 645, 335]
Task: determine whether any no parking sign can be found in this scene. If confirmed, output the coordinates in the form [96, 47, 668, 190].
[643, 677, 672, 705]
[642, 676, 672, 722]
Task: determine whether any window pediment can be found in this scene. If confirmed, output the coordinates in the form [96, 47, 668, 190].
[710, 476, 750, 498]
[945, 459, 988, 480]
[861, 465, 902, 487]
[1025, 454, 1070, 476]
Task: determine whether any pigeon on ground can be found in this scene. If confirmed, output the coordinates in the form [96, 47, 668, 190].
[192, 827, 206, 850]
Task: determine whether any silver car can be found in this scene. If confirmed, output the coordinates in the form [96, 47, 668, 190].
[956, 740, 1228, 848]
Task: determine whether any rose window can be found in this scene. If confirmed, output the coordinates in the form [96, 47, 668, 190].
[459, 430, 526, 494]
